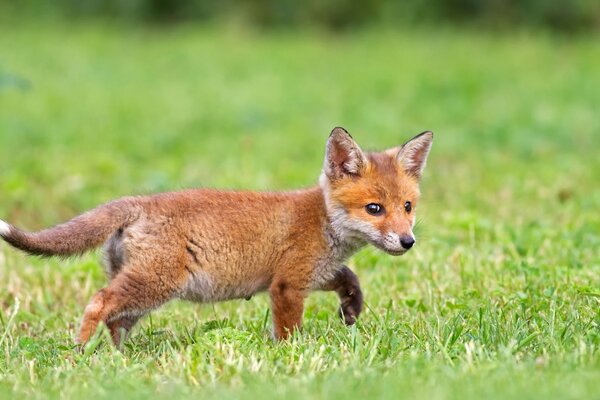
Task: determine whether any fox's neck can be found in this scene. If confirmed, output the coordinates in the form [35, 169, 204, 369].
[323, 220, 366, 263]
[313, 181, 368, 261]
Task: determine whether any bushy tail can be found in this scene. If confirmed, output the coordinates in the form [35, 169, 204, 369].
[0, 198, 140, 257]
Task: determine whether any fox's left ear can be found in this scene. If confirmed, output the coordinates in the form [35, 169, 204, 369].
[323, 127, 367, 179]
[396, 131, 433, 180]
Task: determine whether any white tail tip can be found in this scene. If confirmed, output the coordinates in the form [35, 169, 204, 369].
[0, 220, 10, 237]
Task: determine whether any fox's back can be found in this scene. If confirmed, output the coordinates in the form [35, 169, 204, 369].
[111, 188, 329, 301]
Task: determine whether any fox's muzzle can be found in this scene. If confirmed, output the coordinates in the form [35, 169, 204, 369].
[379, 231, 416, 255]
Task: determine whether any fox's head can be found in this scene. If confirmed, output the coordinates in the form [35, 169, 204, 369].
[320, 127, 433, 256]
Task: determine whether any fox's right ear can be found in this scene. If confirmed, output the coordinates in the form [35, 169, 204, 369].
[396, 131, 433, 180]
[323, 127, 367, 179]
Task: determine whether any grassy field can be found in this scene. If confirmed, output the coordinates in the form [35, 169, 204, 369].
[0, 22, 599, 399]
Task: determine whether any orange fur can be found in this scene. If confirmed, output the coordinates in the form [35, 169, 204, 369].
[0, 127, 433, 345]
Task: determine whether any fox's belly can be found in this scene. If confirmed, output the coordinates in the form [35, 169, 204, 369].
[177, 228, 278, 302]
[178, 268, 270, 303]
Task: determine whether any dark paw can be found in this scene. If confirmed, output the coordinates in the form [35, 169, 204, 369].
[338, 287, 363, 326]
[338, 305, 357, 325]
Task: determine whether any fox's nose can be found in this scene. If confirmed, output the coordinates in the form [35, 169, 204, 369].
[400, 236, 415, 249]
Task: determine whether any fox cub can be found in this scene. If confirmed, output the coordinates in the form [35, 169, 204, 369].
[0, 127, 433, 346]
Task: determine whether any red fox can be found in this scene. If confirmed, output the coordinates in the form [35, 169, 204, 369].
[0, 127, 433, 346]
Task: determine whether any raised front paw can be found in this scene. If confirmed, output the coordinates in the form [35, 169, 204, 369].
[338, 284, 363, 325]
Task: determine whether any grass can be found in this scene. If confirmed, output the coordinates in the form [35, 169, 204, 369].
[0, 22, 599, 399]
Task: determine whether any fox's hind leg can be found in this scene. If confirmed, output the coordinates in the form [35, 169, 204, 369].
[320, 266, 363, 325]
[107, 314, 142, 348]
[77, 263, 185, 345]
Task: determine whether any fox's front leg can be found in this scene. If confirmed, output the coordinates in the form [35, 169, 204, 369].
[269, 278, 307, 340]
[321, 266, 363, 325]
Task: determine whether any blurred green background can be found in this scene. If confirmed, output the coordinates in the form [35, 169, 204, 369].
[0, 2, 599, 400]
[3, 0, 600, 32]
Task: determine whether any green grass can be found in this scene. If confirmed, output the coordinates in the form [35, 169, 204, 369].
[0, 22, 599, 399]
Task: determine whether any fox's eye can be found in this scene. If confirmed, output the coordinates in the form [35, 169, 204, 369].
[365, 203, 384, 216]
[404, 201, 412, 213]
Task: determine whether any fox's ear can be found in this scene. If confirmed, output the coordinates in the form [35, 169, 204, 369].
[323, 127, 367, 179]
[396, 131, 433, 180]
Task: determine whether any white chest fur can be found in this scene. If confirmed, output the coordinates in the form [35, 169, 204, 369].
[310, 225, 365, 290]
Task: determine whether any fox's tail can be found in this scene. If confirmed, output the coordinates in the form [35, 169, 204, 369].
[0, 198, 140, 257]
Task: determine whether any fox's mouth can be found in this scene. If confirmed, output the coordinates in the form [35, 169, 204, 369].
[368, 240, 407, 256]
[383, 248, 407, 256]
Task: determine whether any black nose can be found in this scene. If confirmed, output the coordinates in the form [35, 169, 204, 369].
[400, 237, 415, 249]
